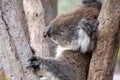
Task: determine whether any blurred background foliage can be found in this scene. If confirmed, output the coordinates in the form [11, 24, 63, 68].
[58, 0, 81, 15]
[58, 0, 120, 59]
[118, 49, 120, 59]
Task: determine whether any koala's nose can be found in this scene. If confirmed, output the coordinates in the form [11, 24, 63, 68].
[43, 25, 52, 37]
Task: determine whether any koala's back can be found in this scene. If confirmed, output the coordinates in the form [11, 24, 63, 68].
[42, 54, 80, 80]
[50, 7, 100, 29]
[40, 51, 90, 80]
[50, 65, 80, 80]
[56, 50, 91, 80]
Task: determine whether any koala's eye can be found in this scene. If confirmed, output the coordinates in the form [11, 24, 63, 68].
[84, 23, 89, 26]
[88, 25, 92, 30]
[87, 24, 94, 31]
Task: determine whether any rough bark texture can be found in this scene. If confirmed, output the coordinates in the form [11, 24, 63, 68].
[41, 0, 57, 57]
[88, 0, 120, 80]
[17, 0, 30, 43]
[0, 0, 38, 80]
[41, 0, 57, 26]
[23, 0, 49, 56]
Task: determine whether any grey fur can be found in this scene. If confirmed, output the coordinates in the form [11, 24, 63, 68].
[28, 19, 98, 80]
[81, 0, 102, 9]
[28, 0, 101, 80]
[78, 19, 98, 52]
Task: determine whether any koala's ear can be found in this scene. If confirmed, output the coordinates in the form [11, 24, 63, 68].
[78, 19, 90, 29]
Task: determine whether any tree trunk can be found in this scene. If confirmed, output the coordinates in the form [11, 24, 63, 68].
[0, 0, 38, 80]
[88, 0, 120, 80]
[41, 0, 57, 26]
[41, 0, 57, 57]
[23, 0, 49, 56]
[17, 0, 30, 43]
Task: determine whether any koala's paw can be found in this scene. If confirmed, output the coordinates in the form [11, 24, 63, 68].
[27, 56, 41, 72]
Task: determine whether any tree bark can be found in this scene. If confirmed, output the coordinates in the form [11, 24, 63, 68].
[17, 0, 30, 43]
[0, 0, 38, 80]
[23, 0, 49, 56]
[41, 0, 57, 57]
[88, 0, 120, 80]
[41, 0, 57, 26]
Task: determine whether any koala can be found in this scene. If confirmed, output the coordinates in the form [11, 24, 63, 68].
[28, 0, 102, 80]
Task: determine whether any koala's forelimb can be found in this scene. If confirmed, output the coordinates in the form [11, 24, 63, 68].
[28, 56, 78, 80]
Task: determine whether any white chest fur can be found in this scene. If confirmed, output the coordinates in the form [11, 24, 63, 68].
[55, 46, 69, 58]
[55, 29, 90, 58]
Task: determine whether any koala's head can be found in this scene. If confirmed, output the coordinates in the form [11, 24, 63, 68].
[44, 17, 98, 53]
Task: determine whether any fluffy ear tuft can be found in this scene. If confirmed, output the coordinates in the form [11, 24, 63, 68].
[77, 18, 98, 53]
[81, 0, 102, 9]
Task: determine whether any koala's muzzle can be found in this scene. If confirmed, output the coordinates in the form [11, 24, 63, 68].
[43, 25, 52, 37]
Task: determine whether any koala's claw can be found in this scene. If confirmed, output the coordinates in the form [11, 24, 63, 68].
[27, 56, 41, 71]
[28, 56, 39, 62]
